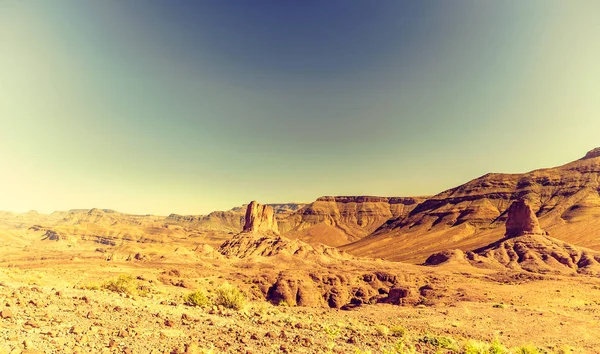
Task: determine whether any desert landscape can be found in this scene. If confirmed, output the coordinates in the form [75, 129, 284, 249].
[2, 149, 600, 353]
[2, 1, 599, 353]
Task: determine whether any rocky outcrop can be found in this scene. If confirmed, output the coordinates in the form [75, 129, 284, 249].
[425, 211, 600, 275]
[582, 147, 600, 160]
[256, 270, 423, 308]
[41, 230, 70, 241]
[471, 234, 600, 275]
[505, 200, 545, 237]
[243, 201, 279, 234]
[424, 249, 469, 266]
[218, 233, 351, 260]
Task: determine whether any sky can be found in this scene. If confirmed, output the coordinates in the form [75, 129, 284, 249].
[1, 1, 599, 215]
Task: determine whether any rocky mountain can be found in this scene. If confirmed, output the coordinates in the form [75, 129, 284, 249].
[165, 207, 246, 233]
[278, 196, 427, 247]
[344, 148, 600, 263]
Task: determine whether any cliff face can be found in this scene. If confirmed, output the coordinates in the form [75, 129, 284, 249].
[278, 196, 427, 247]
[344, 148, 600, 263]
[243, 201, 279, 234]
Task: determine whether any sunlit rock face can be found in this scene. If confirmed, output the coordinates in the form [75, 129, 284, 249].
[243, 201, 279, 234]
[505, 199, 544, 238]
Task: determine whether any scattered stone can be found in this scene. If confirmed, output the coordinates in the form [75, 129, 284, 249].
[1, 308, 14, 319]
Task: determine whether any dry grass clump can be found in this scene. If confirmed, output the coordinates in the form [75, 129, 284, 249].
[184, 289, 211, 307]
[102, 275, 150, 297]
[214, 282, 247, 310]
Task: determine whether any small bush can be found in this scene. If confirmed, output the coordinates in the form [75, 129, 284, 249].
[390, 325, 407, 337]
[184, 289, 211, 307]
[464, 340, 489, 354]
[374, 325, 390, 336]
[80, 283, 100, 291]
[489, 337, 509, 354]
[102, 275, 149, 297]
[419, 334, 459, 351]
[383, 339, 417, 354]
[214, 283, 246, 310]
[493, 303, 506, 309]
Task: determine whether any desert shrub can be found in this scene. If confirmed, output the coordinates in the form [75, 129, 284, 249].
[184, 289, 211, 307]
[374, 325, 390, 336]
[512, 344, 542, 354]
[493, 303, 506, 309]
[214, 283, 246, 310]
[383, 339, 417, 354]
[464, 340, 490, 354]
[102, 275, 149, 297]
[389, 325, 407, 337]
[80, 282, 100, 291]
[419, 334, 459, 351]
[324, 324, 340, 339]
[354, 349, 373, 354]
[488, 337, 509, 354]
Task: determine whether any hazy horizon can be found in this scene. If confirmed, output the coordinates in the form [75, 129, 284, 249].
[2, 1, 599, 215]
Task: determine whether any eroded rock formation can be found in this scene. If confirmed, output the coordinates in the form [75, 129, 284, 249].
[243, 201, 279, 234]
[505, 199, 545, 237]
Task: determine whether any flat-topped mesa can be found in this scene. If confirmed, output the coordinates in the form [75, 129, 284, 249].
[582, 147, 600, 160]
[243, 201, 279, 234]
[505, 199, 545, 238]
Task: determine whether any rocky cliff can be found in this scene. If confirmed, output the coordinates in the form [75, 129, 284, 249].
[278, 196, 426, 247]
[243, 201, 279, 234]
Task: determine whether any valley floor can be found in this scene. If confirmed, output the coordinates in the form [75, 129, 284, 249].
[1, 259, 599, 354]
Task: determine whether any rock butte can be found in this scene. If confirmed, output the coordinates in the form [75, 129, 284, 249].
[243, 201, 279, 234]
[504, 199, 545, 237]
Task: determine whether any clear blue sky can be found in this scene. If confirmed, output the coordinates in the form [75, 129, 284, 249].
[1, 1, 599, 215]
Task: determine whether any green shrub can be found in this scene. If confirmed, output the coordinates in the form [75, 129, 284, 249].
[80, 283, 100, 291]
[419, 334, 459, 351]
[389, 325, 407, 337]
[488, 337, 509, 354]
[102, 275, 149, 297]
[374, 325, 390, 336]
[214, 283, 246, 310]
[463, 340, 489, 354]
[383, 339, 417, 354]
[184, 289, 211, 307]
